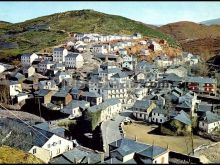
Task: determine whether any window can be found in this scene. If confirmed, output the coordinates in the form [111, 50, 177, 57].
[33, 148, 37, 154]
[59, 140, 61, 144]
[47, 144, 50, 148]
[160, 119, 162, 123]
[57, 148, 60, 154]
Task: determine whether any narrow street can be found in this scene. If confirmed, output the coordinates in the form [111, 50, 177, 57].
[101, 110, 132, 157]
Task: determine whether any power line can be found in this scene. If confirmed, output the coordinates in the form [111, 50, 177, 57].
[0, 103, 49, 140]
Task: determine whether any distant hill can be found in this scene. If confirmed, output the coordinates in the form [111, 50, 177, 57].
[201, 18, 220, 25]
[0, 9, 178, 60]
[158, 21, 220, 57]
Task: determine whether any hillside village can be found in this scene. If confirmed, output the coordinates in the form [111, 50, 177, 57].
[1, 31, 220, 164]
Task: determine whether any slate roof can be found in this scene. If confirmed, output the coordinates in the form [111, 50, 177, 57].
[187, 76, 217, 84]
[133, 100, 152, 111]
[202, 111, 220, 124]
[111, 71, 128, 79]
[64, 100, 90, 110]
[137, 145, 167, 158]
[65, 52, 81, 58]
[53, 90, 69, 98]
[109, 138, 149, 156]
[54, 48, 65, 52]
[35, 89, 50, 97]
[163, 73, 183, 82]
[174, 110, 191, 125]
[197, 102, 212, 113]
[81, 91, 101, 98]
[49, 155, 72, 164]
[176, 100, 192, 109]
[88, 98, 120, 113]
[99, 68, 121, 74]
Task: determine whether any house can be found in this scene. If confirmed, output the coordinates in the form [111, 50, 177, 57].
[87, 98, 122, 122]
[132, 100, 156, 122]
[110, 71, 129, 83]
[49, 146, 102, 164]
[165, 66, 188, 78]
[79, 91, 102, 106]
[16, 93, 30, 103]
[51, 90, 72, 107]
[38, 60, 55, 73]
[54, 71, 72, 84]
[35, 89, 57, 104]
[21, 53, 38, 66]
[136, 61, 157, 73]
[151, 108, 168, 124]
[38, 80, 58, 91]
[133, 33, 142, 39]
[173, 110, 191, 126]
[118, 49, 127, 56]
[65, 52, 84, 69]
[198, 111, 220, 133]
[134, 87, 148, 100]
[98, 64, 121, 80]
[75, 45, 87, 53]
[186, 76, 217, 95]
[108, 138, 169, 164]
[22, 66, 35, 77]
[154, 55, 172, 68]
[91, 45, 108, 54]
[140, 49, 150, 56]
[60, 100, 90, 119]
[139, 40, 147, 45]
[0, 118, 74, 163]
[134, 72, 146, 81]
[9, 81, 22, 97]
[122, 55, 137, 71]
[52, 48, 68, 63]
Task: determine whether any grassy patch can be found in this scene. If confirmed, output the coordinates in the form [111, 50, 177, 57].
[0, 145, 44, 164]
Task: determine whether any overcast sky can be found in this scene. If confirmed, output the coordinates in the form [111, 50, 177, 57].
[1, 1, 220, 25]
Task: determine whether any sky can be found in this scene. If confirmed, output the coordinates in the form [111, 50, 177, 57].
[1, 1, 220, 25]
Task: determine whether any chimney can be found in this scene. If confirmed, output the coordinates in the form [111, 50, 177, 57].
[87, 157, 90, 164]
[101, 153, 105, 163]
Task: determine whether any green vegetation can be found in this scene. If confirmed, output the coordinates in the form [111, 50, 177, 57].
[0, 9, 178, 60]
[0, 145, 44, 164]
[161, 120, 191, 136]
[57, 118, 77, 131]
[85, 109, 102, 131]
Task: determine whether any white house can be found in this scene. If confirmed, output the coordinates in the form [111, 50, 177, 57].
[65, 53, 84, 69]
[21, 53, 38, 66]
[108, 138, 169, 164]
[199, 111, 220, 133]
[38, 60, 55, 73]
[39, 80, 59, 91]
[9, 81, 22, 97]
[54, 71, 73, 83]
[91, 45, 108, 54]
[29, 132, 74, 163]
[151, 108, 168, 124]
[23, 66, 35, 77]
[52, 48, 68, 63]
[60, 100, 90, 119]
[154, 55, 173, 68]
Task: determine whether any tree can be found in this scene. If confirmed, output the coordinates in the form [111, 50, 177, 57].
[192, 62, 209, 77]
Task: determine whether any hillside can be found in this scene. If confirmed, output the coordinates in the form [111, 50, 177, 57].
[201, 18, 220, 25]
[159, 21, 220, 57]
[0, 9, 178, 60]
[0, 146, 44, 163]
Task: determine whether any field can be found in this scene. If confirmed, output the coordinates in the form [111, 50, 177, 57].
[123, 122, 213, 154]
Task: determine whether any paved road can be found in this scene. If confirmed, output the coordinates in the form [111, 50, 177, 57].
[101, 110, 133, 157]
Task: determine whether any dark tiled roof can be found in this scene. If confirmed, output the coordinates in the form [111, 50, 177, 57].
[202, 111, 220, 124]
[174, 110, 191, 125]
[187, 76, 217, 84]
[109, 138, 149, 156]
[137, 145, 167, 158]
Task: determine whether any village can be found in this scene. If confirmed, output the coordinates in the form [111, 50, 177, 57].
[0, 31, 220, 164]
